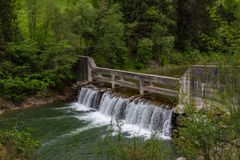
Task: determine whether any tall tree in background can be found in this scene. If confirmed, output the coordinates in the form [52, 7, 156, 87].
[117, 0, 150, 58]
[26, 0, 39, 40]
[200, 0, 240, 54]
[0, 0, 20, 44]
[93, 0, 128, 68]
[116, 0, 175, 66]
[66, 0, 96, 53]
[65, 0, 127, 68]
[149, 0, 175, 65]
[175, 0, 215, 51]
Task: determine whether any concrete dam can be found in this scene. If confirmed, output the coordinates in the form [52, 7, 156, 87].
[75, 56, 226, 138]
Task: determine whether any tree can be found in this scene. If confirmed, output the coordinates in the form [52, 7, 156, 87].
[200, 1, 240, 54]
[138, 38, 153, 67]
[93, 1, 128, 68]
[175, 0, 215, 51]
[65, 0, 96, 53]
[25, 0, 39, 40]
[0, 0, 20, 43]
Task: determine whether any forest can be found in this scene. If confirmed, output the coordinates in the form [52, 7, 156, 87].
[1, 1, 240, 160]
[0, 0, 240, 100]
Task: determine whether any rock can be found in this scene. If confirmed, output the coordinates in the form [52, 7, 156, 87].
[0, 144, 9, 160]
[177, 157, 186, 160]
[196, 156, 204, 160]
[175, 114, 186, 127]
[0, 97, 15, 110]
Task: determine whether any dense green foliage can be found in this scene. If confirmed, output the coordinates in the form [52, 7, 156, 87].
[0, 128, 40, 160]
[175, 98, 240, 159]
[0, 1, 240, 159]
[0, 0, 240, 101]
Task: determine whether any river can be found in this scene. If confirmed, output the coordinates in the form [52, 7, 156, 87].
[0, 89, 175, 159]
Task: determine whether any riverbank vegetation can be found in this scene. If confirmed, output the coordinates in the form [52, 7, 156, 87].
[95, 120, 172, 160]
[0, 128, 40, 160]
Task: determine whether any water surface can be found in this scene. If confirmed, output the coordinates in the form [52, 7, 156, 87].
[0, 102, 174, 160]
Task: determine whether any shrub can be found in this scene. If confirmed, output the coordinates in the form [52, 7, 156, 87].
[0, 77, 49, 101]
[0, 129, 40, 160]
[96, 120, 171, 160]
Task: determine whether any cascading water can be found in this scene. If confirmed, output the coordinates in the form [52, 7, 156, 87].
[73, 87, 173, 139]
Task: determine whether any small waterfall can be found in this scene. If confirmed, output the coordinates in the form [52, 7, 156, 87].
[125, 101, 172, 137]
[77, 88, 102, 109]
[76, 87, 173, 138]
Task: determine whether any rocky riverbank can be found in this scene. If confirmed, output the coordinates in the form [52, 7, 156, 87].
[0, 87, 76, 115]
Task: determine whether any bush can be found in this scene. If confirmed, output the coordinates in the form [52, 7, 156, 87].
[97, 135, 170, 160]
[96, 120, 171, 160]
[0, 129, 40, 160]
[0, 40, 77, 101]
[0, 77, 49, 101]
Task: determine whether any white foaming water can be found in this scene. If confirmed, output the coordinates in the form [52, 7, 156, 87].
[70, 102, 94, 112]
[72, 87, 173, 139]
[75, 111, 112, 126]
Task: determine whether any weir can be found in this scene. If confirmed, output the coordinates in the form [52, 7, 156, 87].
[74, 87, 173, 138]
[76, 56, 226, 111]
[73, 56, 232, 138]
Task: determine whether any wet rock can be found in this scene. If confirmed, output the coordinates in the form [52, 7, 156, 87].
[177, 157, 186, 160]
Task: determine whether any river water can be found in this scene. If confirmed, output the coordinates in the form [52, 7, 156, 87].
[0, 90, 175, 159]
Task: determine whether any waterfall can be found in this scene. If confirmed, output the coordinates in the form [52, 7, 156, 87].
[75, 87, 173, 138]
[77, 87, 102, 109]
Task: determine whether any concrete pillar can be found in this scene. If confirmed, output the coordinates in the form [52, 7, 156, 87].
[87, 60, 93, 82]
[111, 74, 115, 89]
[179, 68, 191, 99]
[176, 68, 191, 114]
[139, 78, 144, 95]
[149, 82, 154, 87]
[85, 56, 97, 83]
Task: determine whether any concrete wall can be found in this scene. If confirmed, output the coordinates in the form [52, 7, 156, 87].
[177, 65, 225, 112]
